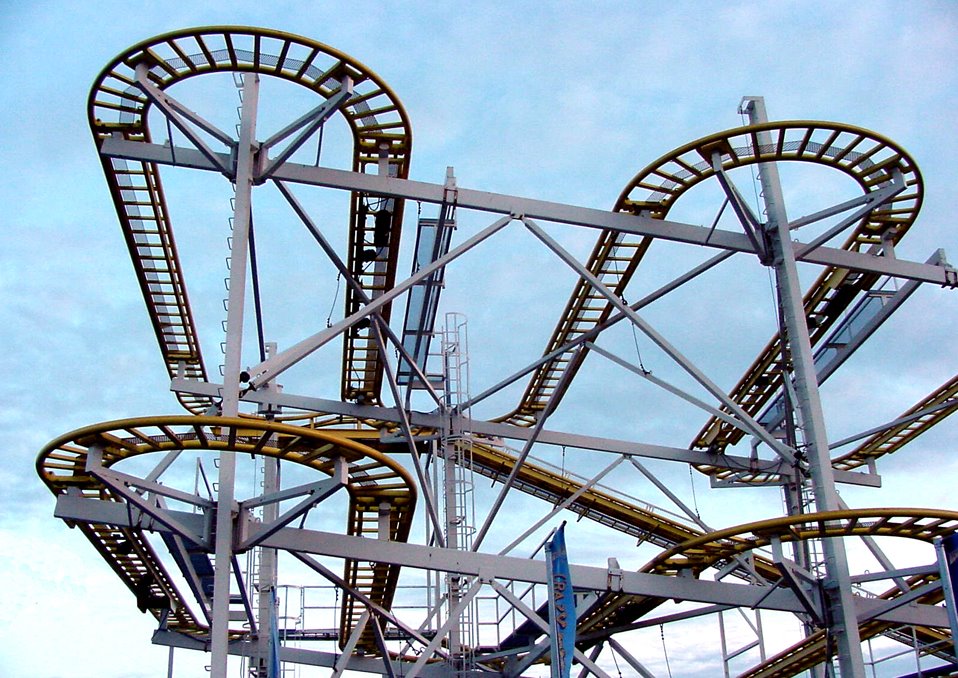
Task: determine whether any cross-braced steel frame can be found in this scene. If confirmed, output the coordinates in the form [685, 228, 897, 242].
[38, 26, 958, 678]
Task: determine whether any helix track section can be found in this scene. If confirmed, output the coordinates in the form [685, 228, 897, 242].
[644, 509, 958, 576]
[56, 26, 953, 674]
[577, 510, 956, 666]
[88, 26, 412, 411]
[502, 122, 923, 477]
[36, 416, 416, 650]
[662, 124, 921, 464]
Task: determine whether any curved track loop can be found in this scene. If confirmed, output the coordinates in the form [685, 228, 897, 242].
[73, 34, 949, 672]
[644, 508, 958, 577]
[578, 510, 956, 657]
[502, 122, 923, 473]
[652, 124, 921, 464]
[464, 442, 954, 672]
[36, 416, 416, 648]
[88, 26, 412, 412]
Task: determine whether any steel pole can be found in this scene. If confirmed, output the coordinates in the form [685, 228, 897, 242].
[256, 347, 281, 677]
[742, 96, 865, 677]
[211, 73, 260, 678]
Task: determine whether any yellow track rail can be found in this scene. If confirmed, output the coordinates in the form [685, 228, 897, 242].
[67, 29, 950, 672]
[578, 510, 956, 662]
[502, 122, 923, 471]
[657, 124, 921, 461]
[739, 571, 947, 678]
[36, 416, 416, 649]
[88, 26, 412, 411]
[644, 509, 958, 576]
[468, 441, 705, 548]
[835, 372, 958, 471]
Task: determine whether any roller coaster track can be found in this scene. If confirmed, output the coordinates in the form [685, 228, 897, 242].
[644, 509, 958, 576]
[36, 416, 416, 651]
[739, 573, 948, 678]
[467, 441, 955, 673]
[835, 372, 958, 472]
[501, 122, 924, 471]
[468, 440, 706, 550]
[88, 26, 411, 412]
[578, 510, 956, 672]
[54, 26, 953, 675]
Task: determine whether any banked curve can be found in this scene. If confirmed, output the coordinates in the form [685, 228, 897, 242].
[89, 26, 413, 413]
[37, 415, 416, 647]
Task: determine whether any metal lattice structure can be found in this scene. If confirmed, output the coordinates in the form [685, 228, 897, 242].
[39, 26, 958, 678]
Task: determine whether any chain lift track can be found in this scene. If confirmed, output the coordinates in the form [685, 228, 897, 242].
[41, 25, 958, 678]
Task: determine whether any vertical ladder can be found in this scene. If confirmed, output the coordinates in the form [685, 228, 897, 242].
[439, 313, 478, 675]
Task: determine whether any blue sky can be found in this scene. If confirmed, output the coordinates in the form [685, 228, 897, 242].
[2, 2, 958, 676]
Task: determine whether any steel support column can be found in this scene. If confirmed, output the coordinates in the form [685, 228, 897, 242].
[742, 95, 866, 677]
[211, 72, 260, 678]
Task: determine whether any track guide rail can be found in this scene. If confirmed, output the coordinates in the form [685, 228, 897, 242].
[37, 416, 416, 652]
[89, 27, 412, 411]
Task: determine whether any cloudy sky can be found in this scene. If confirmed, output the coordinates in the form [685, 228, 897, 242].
[2, 2, 958, 677]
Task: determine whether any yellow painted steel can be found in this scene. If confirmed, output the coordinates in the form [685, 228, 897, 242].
[578, 509, 956, 665]
[88, 26, 412, 412]
[37, 416, 416, 650]
[468, 441, 705, 548]
[642, 123, 922, 467]
[740, 572, 947, 678]
[644, 508, 958, 576]
[49, 27, 954, 673]
[835, 372, 958, 471]
[504, 120, 925, 484]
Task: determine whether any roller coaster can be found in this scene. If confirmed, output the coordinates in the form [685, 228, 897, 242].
[38, 26, 958, 677]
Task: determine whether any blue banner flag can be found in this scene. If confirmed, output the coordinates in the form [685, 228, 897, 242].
[936, 534, 958, 645]
[269, 588, 281, 678]
[943, 533, 958, 594]
[546, 522, 575, 678]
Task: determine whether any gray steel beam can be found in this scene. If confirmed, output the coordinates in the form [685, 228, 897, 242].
[522, 215, 797, 465]
[793, 176, 905, 258]
[243, 214, 514, 389]
[237, 473, 346, 550]
[168, 377, 881, 487]
[56, 494, 951, 628]
[133, 64, 235, 175]
[607, 637, 657, 678]
[98, 136, 957, 286]
[289, 551, 441, 655]
[471, 347, 584, 551]
[258, 79, 352, 181]
[462, 249, 735, 412]
[761, 257, 931, 437]
[588, 341, 785, 455]
[406, 580, 484, 677]
[488, 580, 613, 678]
[743, 96, 864, 677]
[212, 72, 260, 678]
[152, 630, 450, 676]
[273, 179, 445, 409]
[370, 317, 448, 547]
[497, 456, 626, 557]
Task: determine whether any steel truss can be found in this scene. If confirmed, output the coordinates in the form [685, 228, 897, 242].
[38, 26, 958, 678]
